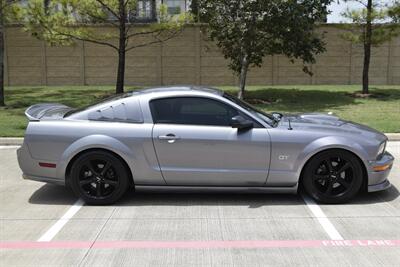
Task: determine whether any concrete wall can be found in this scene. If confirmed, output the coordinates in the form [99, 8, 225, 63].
[4, 25, 400, 86]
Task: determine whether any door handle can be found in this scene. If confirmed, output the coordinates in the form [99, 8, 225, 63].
[158, 134, 180, 143]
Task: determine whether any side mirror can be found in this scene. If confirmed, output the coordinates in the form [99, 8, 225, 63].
[230, 115, 254, 131]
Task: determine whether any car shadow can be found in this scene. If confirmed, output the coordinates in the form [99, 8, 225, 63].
[29, 184, 76, 205]
[119, 192, 302, 208]
[349, 185, 400, 205]
[29, 183, 399, 207]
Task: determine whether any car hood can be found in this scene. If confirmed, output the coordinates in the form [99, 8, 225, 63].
[280, 113, 387, 143]
[286, 113, 346, 126]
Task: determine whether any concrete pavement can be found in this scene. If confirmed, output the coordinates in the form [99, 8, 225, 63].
[0, 143, 399, 266]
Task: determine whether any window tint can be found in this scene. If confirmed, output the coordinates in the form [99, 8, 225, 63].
[150, 97, 249, 126]
[86, 99, 143, 123]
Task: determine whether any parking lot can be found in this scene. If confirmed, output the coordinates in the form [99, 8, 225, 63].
[1, 142, 399, 266]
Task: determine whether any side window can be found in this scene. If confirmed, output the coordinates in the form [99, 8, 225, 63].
[150, 97, 258, 127]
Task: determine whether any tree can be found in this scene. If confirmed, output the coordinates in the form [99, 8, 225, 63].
[199, 0, 332, 99]
[23, 0, 191, 94]
[189, 0, 208, 23]
[388, 1, 400, 22]
[189, 0, 199, 22]
[43, 0, 51, 14]
[341, 0, 400, 94]
[0, 0, 19, 107]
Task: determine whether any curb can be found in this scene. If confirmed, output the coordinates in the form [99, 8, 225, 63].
[1, 134, 400, 146]
[0, 138, 24, 146]
[386, 134, 400, 142]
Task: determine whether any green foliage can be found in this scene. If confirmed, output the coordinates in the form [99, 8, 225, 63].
[340, 2, 400, 46]
[189, 0, 208, 23]
[0, 0, 22, 23]
[20, 0, 192, 94]
[198, 0, 332, 76]
[189, 0, 200, 22]
[157, 4, 192, 29]
[388, 1, 400, 22]
[1, 0, 23, 107]
[22, 0, 192, 49]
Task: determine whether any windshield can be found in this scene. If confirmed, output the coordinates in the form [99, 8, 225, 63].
[223, 93, 277, 127]
[64, 91, 134, 117]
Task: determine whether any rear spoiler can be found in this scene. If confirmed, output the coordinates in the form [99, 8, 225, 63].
[25, 103, 71, 121]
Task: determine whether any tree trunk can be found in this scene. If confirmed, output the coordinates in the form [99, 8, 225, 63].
[115, 0, 127, 95]
[44, 0, 51, 15]
[116, 48, 126, 94]
[363, 0, 373, 95]
[0, 8, 5, 107]
[238, 54, 249, 100]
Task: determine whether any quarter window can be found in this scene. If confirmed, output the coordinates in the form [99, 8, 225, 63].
[150, 97, 258, 127]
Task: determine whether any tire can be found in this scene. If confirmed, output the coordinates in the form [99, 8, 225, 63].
[69, 150, 130, 205]
[302, 149, 363, 204]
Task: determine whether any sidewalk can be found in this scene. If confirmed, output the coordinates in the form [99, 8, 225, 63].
[1, 134, 400, 146]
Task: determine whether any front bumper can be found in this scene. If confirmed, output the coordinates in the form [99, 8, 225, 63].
[367, 152, 394, 192]
[368, 179, 391, 192]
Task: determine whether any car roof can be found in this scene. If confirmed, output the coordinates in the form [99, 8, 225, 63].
[130, 86, 224, 97]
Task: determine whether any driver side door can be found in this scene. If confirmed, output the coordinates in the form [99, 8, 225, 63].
[150, 97, 271, 186]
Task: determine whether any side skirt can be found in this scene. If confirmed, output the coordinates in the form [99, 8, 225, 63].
[135, 184, 299, 194]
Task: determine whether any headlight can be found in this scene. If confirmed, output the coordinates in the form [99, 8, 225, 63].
[377, 141, 386, 159]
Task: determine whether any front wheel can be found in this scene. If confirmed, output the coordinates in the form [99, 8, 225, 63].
[69, 150, 130, 205]
[302, 149, 363, 204]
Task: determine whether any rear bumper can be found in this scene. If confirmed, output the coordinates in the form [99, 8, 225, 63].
[367, 152, 394, 192]
[17, 142, 63, 185]
[22, 174, 65, 185]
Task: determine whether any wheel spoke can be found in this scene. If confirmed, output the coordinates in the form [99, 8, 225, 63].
[324, 159, 333, 173]
[88, 161, 100, 176]
[313, 174, 330, 181]
[96, 183, 103, 197]
[325, 180, 333, 195]
[100, 162, 111, 176]
[104, 179, 117, 186]
[337, 179, 351, 189]
[337, 162, 350, 174]
[80, 178, 94, 185]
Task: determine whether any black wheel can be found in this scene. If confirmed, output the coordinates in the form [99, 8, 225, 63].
[302, 149, 363, 204]
[69, 150, 130, 205]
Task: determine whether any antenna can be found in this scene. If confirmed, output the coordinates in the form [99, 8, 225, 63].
[288, 118, 293, 130]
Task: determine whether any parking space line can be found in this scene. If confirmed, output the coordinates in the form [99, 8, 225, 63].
[37, 199, 84, 242]
[302, 194, 344, 240]
[0, 146, 20, 149]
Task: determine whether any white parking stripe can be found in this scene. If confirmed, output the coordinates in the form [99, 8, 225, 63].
[0, 146, 20, 149]
[302, 194, 344, 240]
[37, 199, 84, 242]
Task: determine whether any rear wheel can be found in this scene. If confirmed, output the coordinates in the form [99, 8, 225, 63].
[302, 149, 363, 204]
[70, 151, 130, 205]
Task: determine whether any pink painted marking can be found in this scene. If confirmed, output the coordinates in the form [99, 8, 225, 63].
[1, 240, 400, 250]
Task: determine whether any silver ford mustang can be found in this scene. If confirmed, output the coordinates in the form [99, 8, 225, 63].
[17, 86, 394, 205]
